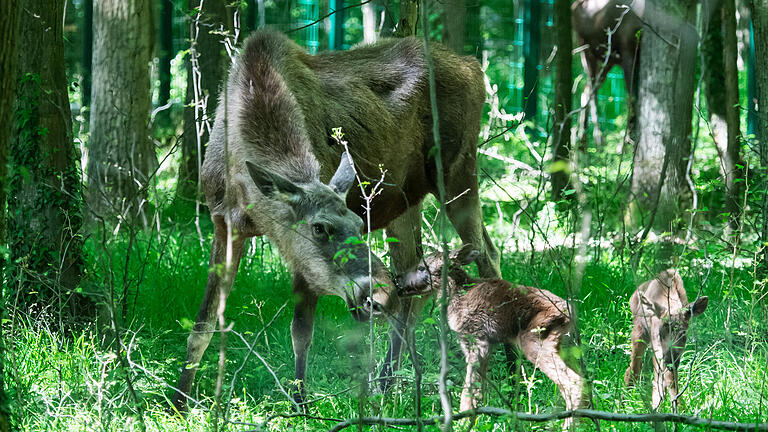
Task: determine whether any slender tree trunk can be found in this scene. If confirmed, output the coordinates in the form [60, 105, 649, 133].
[245, 0, 257, 30]
[523, 0, 541, 124]
[177, 0, 231, 203]
[752, 0, 768, 272]
[465, 0, 481, 58]
[702, 5, 728, 154]
[723, 0, 744, 231]
[82, 0, 93, 108]
[443, 0, 466, 54]
[159, 0, 174, 107]
[329, 0, 345, 49]
[629, 0, 698, 268]
[0, 1, 21, 429]
[88, 0, 157, 220]
[551, 0, 572, 202]
[748, 19, 758, 137]
[362, 1, 378, 43]
[395, 0, 419, 37]
[9, 0, 89, 320]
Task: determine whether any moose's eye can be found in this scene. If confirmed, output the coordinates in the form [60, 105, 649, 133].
[418, 265, 427, 272]
[312, 223, 327, 237]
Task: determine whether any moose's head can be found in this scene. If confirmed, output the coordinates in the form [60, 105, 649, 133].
[246, 153, 399, 321]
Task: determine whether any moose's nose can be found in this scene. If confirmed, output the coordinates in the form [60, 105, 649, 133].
[393, 275, 404, 289]
[363, 297, 385, 316]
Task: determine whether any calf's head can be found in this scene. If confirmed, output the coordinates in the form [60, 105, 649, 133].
[395, 244, 480, 297]
[641, 294, 709, 369]
[246, 153, 398, 321]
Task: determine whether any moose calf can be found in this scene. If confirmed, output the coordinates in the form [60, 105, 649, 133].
[624, 269, 708, 409]
[394, 245, 586, 413]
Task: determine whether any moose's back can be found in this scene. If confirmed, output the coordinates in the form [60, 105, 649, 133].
[203, 30, 486, 230]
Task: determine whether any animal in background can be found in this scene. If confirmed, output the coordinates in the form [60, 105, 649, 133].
[624, 269, 708, 409]
[395, 245, 586, 419]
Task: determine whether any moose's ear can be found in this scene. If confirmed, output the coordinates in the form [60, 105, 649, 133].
[639, 293, 667, 317]
[451, 244, 481, 266]
[246, 161, 304, 203]
[328, 152, 356, 196]
[684, 296, 708, 319]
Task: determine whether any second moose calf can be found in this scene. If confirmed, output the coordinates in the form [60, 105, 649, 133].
[625, 269, 708, 410]
[394, 245, 586, 414]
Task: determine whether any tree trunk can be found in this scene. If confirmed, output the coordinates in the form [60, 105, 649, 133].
[748, 19, 757, 137]
[0, 1, 21, 429]
[723, 0, 744, 231]
[395, 0, 419, 37]
[362, 1, 377, 43]
[329, 0, 345, 49]
[465, 0, 481, 58]
[82, 0, 93, 108]
[629, 0, 698, 268]
[702, 5, 728, 154]
[443, 0, 466, 54]
[88, 0, 157, 220]
[176, 0, 231, 204]
[523, 0, 541, 124]
[159, 0, 174, 107]
[752, 0, 768, 272]
[9, 0, 89, 319]
[550, 0, 572, 202]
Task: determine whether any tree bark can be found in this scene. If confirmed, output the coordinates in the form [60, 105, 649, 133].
[702, 5, 728, 153]
[550, 0, 572, 202]
[723, 0, 744, 231]
[752, 0, 768, 272]
[465, 0, 482, 58]
[443, 0, 466, 54]
[82, 0, 93, 108]
[88, 0, 157, 220]
[329, 0, 345, 49]
[523, 0, 541, 124]
[0, 1, 21, 429]
[9, 0, 89, 319]
[748, 19, 757, 137]
[629, 0, 698, 268]
[159, 0, 174, 107]
[395, 0, 419, 37]
[362, 1, 378, 43]
[176, 0, 231, 204]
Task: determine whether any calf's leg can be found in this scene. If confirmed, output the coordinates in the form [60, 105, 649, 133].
[459, 336, 491, 412]
[624, 323, 646, 387]
[172, 219, 246, 412]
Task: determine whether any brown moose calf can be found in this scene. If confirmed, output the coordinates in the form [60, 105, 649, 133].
[624, 269, 708, 410]
[394, 245, 586, 413]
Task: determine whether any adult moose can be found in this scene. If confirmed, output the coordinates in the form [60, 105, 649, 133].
[571, 0, 642, 144]
[171, 30, 500, 411]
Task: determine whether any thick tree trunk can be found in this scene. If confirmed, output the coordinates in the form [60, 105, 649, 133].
[752, 0, 768, 272]
[523, 0, 541, 124]
[0, 2, 21, 430]
[702, 5, 728, 153]
[176, 0, 231, 204]
[629, 0, 698, 268]
[9, 0, 89, 319]
[465, 0, 481, 58]
[551, 0, 572, 202]
[723, 0, 744, 231]
[88, 0, 157, 220]
[443, 0, 466, 54]
[395, 0, 419, 37]
[159, 0, 174, 107]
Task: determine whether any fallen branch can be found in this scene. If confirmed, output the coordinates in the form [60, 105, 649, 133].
[327, 407, 768, 432]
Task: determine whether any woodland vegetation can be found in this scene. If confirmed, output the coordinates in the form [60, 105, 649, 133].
[0, 0, 767, 431]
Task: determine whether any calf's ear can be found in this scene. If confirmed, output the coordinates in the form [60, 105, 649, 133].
[246, 161, 304, 204]
[451, 244, 481, 266]
[328, 152, 356, 196]
[639, 293, 667, 317]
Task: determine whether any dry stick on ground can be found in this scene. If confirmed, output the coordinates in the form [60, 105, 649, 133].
[327, 407, 768, 432]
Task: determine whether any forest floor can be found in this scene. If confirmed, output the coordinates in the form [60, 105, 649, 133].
[7, 212, 768, 432]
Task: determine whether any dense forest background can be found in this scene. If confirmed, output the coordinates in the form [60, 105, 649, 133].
[0, 0, 767, 430]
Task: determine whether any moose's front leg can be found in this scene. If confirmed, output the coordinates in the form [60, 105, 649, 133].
[291, 273, 319, 407]
[172, 220, 245, 413]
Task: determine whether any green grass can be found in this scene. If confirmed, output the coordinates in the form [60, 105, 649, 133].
[5, 214, 768, 431]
